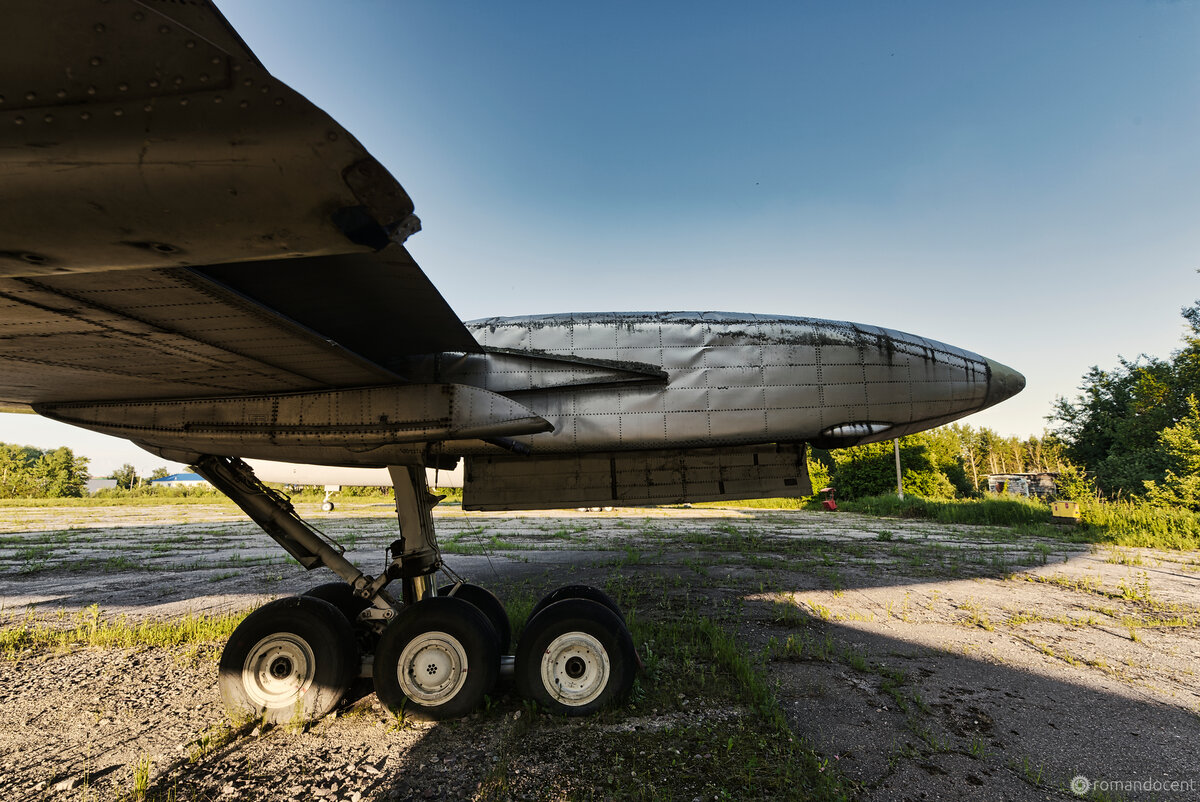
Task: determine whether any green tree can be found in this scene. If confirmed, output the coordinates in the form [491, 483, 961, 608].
[0, 443, 89, 498]
[1053, 462, 1098, 502]
[148, 467, 172, 481]
[1051, 298, 1200, 497]
[827, 432, 969, 501]
[31, 447, 89, 497]
[0, 444, 38, 498]
[111, 463, 138, 490]
[1143, 395, 1200, 511]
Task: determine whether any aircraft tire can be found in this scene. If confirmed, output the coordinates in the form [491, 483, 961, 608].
[514, 598, 636, 716]
[438, 583, 511, 653]
[303, 581, 369, 624]
[218, 596, 356, 725]
[303, 582, 378, 699]
[527, 584, 625, 628]
[373, 596, 499, 720]
[321, 501, 335, 512]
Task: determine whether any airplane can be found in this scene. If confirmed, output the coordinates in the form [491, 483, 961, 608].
[245, 460, 463, 512]
[0, 1, 1024, 725]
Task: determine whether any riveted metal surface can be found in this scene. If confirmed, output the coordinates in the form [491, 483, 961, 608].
[0, 0, 415, 276]
[0, 244, 484, 405]
[36, 384, 551, 465]
[463, 444, 811, 511]
[447, 313, 1015, 456]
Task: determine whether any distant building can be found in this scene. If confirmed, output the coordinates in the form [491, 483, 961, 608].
[149, 472, 212, 488]
[987, 472, 1058, 499]
[85, 478, 117, 494]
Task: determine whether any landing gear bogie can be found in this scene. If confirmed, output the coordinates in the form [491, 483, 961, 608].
[196, 456, 637, 723]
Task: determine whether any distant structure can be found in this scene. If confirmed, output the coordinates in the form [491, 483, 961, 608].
[987, 473, 1058, 499]
[149, 472, 212, 489]
[85, 478, 117, 494]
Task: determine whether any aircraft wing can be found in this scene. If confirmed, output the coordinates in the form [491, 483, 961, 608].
[0, 0, 480, 408]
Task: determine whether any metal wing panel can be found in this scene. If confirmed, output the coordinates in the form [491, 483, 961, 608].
[0, 274, 322, 403]
[0, 0, 416, 276]
[0, 262, 422, 404]
[463, 444, 811, 511]
[198, 248, 481, 363]
[0, 2, 483, 405]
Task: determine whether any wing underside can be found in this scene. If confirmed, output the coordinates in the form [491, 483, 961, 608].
[0, 247, 479, 407]
[0, 0, 479, 408]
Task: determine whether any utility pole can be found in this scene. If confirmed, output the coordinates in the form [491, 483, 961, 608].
[894, 438, 904, 500]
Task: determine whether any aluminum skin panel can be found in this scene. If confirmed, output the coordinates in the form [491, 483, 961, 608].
[0, 0, 417, 276]
[464, 444, 811, 511]
[436, 312, 1021, 458]
[36, 385, 550, 466]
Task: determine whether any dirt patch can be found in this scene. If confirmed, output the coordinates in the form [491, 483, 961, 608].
[1, 502, 1198, 800]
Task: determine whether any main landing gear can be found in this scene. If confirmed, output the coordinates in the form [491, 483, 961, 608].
[192, 456, 637, 723]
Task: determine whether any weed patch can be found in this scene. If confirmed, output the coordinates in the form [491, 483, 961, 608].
[0, 605, 248, 658]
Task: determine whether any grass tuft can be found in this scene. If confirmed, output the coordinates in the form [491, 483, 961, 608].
[840, 493, 1200, 550]
[0, 604, 248, 658]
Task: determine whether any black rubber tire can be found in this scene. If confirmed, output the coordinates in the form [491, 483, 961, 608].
[439, 583, 512, 653]
[303, 582, 378, 701]
[514, 598, 636, 716]
[303, 582, 369, 624]
[373, 596, 500, 721]
[218, 596, 356, 725]
[527, 584, 625, 628]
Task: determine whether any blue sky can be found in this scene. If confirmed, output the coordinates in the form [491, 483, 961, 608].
[3, 0, 1198, 475]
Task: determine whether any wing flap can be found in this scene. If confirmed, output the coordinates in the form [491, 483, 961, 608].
[198, 247, 482, 363]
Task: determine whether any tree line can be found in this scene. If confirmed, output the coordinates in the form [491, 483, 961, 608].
[0, 448, 181, 499]
[810, 424, 1070, 503]
[0, 443, 90, 498]
[1049, 297, 1199, 509]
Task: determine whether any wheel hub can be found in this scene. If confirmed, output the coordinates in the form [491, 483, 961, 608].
[541, 632, 610, 706]
[242, 633, 316, 709]
[397, 631, 469, 706]
[564, 656, 586, 679]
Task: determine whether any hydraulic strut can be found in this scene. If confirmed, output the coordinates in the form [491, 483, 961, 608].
[191, 455, 444, 615]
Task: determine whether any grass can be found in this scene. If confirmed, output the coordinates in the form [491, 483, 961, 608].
[1077, 499, 1200, 550]
[129, 754, 152, 801]
[840, 493, 1054, 528]
[693, 497, 811, 510]
[838, 493, 1200, 550]
[480, 579, 852, 801]
[0, 604, 248, 658]
[0, 495, 236, 507]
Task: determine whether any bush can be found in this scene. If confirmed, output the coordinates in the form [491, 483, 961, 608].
[1078, 498, 1200, 549]
[93, 484, 221, 499]
[840, 493, 1052, 527]
[827, 433, 967, 501]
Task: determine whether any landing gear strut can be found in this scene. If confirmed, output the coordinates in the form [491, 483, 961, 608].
[192, 455, 636, 723]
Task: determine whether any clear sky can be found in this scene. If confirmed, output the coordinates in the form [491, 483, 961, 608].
[2, 0, 1198, 476]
